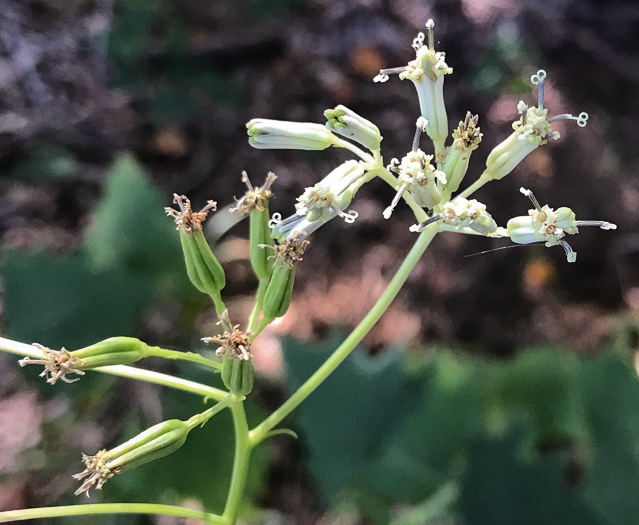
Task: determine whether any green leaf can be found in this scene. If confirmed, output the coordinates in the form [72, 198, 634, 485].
[459, 428, 603, 525]
[580, 354, 639, 524]
[359, 351, 485, 504]
[2, 250, 153, 350]
[484, 348, 589, 449]
[84, 153, 180, 274]
[282, 332, 420, 504]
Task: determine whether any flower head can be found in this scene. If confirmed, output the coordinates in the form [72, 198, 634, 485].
[19, 344, 85, 384]
[202, 310, 252, 360]
[271, 161, 365, 240]
[231, 171, 277, 215]
[375, 19, 452, 148]
[410, 197, 497, 235]
[442, 112, 483, 195]
[165, 194, 216, 235]
[384, 149, 446, 218]
[507, 187, 616, 262]
[485, 70, 589, 180]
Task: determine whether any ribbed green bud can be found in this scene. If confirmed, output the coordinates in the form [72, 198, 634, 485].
[188, 229, 226, 294]
[18, 338, 151, 384]
[230, 171, 278, 281]
[72, 337, 149, 368]
[221, 356, 255, 395]
[250, 205, 273, 280]
[166, 195, 226, 299]
[73, 419, 190, 496]
[263, 256, 297, 320]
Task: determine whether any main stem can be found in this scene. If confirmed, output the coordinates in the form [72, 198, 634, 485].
[222, 397, 252, 523]
[0, 503, 225, 524]
[249, 226, 438, 445]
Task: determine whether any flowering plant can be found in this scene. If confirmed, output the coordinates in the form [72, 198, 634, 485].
[0, 19, 616, 525]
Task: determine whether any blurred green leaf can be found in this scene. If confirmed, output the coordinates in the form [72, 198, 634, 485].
[84, 153, 180, 274]
[9, 143, 79, 181]
[2, 250, 153, 349]
[484, 348, 589, 449]
[390, 481, 458, 525]
[580, 354, 639, 524]
[459, 428, 603, 525]
[358, 352, 485, 505]
[282, 333, 420, 504]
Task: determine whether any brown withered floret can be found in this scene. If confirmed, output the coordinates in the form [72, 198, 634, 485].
[231, 171, 277, 215]
[18, 344, 86, 384]
[452, 111, 483, 152]
[165, 194, 217, 235]
[202, 310, 252, 360]
[72, 450, 121, 497]
[260, 235, 310, 269]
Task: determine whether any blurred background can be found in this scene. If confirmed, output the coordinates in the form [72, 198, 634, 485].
[0, 0, 638, 523]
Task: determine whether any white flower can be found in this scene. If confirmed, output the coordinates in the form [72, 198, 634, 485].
[409, 197, 496, 235]
[374, 19, 452, 149]
[271, 161, 366, 240]
[384, 149, 446, 218]
[507, 187, 616, 262]
[485, 70, 589, 180]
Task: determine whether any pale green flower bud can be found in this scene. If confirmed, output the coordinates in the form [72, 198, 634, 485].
[324, 105, 382, 151]
[247, 119, 337, 150]
[73, 419, 191, 496]
[375, 20, 452, 148]
[485, 70, 588, 180]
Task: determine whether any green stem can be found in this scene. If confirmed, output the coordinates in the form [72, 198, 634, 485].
[0, 337, 227, 401]
[249, 226, 439, 445]
[222, 398, 252, 524]
[0, 503, 226, 524]
[371, 167, 429, 223]
[248, 279, 268, 332]
[211, 293, 227, 317]
[147, 347, 222, 370]
[187, 394, 235, 428]
[334, 138, 374, 163]
[456, 171, 490, 200]
[249, 316, 272, 341]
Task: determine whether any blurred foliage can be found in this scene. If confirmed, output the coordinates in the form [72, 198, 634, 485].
[1, 152, 267, 518]
[2, 153, 182, 349]
[283, 337, 639, 525]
